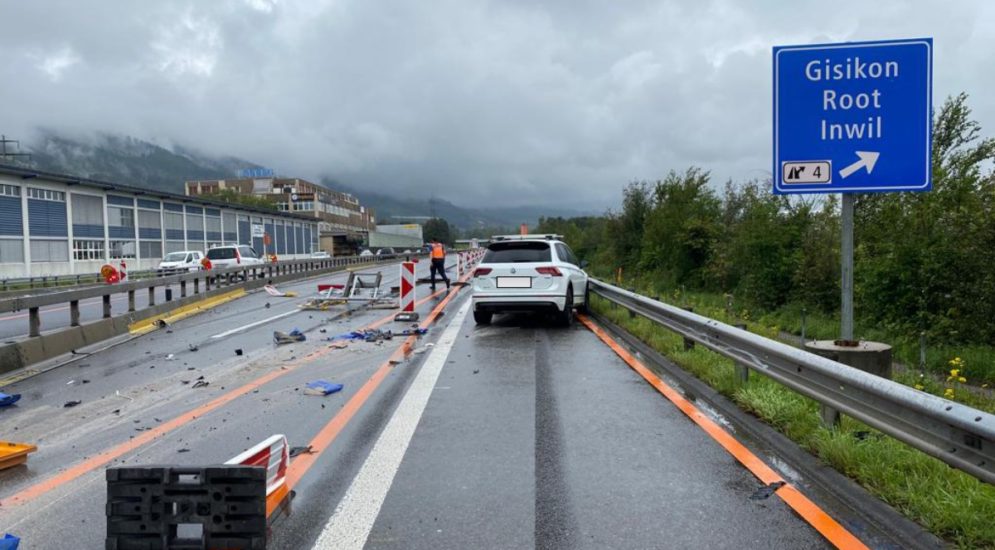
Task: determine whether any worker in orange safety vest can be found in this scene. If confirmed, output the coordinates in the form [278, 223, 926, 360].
[428, 238, 450, 291]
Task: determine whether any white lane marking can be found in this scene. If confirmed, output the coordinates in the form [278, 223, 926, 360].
[311, 300, 471, 550]
[210, 308, 299, 339]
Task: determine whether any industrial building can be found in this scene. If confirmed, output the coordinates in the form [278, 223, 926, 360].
[0, 164, 320, 278]
[185, 176, 375, 255]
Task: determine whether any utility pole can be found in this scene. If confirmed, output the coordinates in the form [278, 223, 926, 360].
[0, 135, 32, 164]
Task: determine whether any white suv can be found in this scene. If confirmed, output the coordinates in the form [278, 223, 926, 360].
[471, 235, 589, 326]
[205, 245, 265, 268]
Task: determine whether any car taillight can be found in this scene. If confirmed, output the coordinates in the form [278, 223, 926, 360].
[535, 266, 562, 276]
[473, 267, 492, 277]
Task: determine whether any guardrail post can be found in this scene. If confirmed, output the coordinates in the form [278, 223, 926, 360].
[205, 275, 212, 291]
[733, 323, 749, 385]
[70, 300, 80, 326]
[148, 286, 156, 306]
[128, 290, 136, 312]
[193, 278, 200, 294]
[180, 280, 187, 298]
[29, 307, 41, 336]
[102, 294, 112, 318]
[682, 306, 695, 351]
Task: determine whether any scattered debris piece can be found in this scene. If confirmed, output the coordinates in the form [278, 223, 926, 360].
[188, 344, 199, 352]
[154, 319, 169, 328]
[192, 380, 209, 389]
[327, 341, 349, 349]
[177, 448, 190, 453]
[400, 327, 428, 336]
[67, 380, 75, 385]
[0, 393, 21, 408]
[265, 302, 271, 309]
[112, 409, 121, 414]
[265, 284, 299, 297]
[394, 311, 420, 322]
[63, 400, 82, 408]
[389, 360, 402, 366]
[289, 445, 314, 458]
[319, 329, 327, 333]
[165, 354, 175, 361]
[750, 481, 786, 500]
[330, 329, 394, 343]
[304, 380, 344, 396]
[82, 379, 90, 384]
[274, 328, 306, 345]
[0, 533, 21, 549]
[473, 369, 480, 374]
[235, 349, 244, 356]
[180, 380, 190, 385]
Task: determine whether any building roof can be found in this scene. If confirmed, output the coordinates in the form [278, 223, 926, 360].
[0, 163, 318, 222]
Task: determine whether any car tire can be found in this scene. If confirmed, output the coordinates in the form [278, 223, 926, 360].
[474, 310, 493, 325]
[557, 286, 574, 327]
[576, 282, 590, 314]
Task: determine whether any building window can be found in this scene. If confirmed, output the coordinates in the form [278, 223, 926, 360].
[0, 238, 23, 263]
[73, 239, 105, 261]
[27, 188, 65, 201]
[165, 241, 186, 254]
[139, 241, 162, 259]
[0, 184, 20, 197]
[109, 240, 136, 259]
[108, 206, 134, 227]
[30, 239, 69, 262]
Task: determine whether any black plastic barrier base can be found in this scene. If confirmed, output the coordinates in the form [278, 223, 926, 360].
[106, 466, 267, 550]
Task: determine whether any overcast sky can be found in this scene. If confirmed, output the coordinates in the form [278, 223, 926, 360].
[1, 0, 992, 209]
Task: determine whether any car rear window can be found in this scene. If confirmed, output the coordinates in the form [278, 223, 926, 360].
[483, 241, 551, 263]
[207, 248, 237, 260]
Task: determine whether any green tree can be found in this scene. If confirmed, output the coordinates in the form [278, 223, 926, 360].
[423, 217, 454, 246]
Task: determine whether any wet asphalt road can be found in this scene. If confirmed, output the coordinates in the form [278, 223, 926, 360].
[0, 256, 834, 549]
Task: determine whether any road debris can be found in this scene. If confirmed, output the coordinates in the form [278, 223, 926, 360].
[330, 329, 393, 343]
[192, 380, 210, 389]
[154, 319, 169, 329]
[274, 329, 307, 345]
[165, 354, 175, 361]
[63, 400, 82, 408]
[289, 445, 315, 458]
[1, 441, 37, 471]
[0, 393, 21, 408]
[749, 481, 786, 500]
[177, 448, 190, 453]
[188, 344, 199, 352]
[0, 532, 21, 549]
[264, 284, 299, 297]
[235, 348, 244, 356]
[303, 380, 344, 396]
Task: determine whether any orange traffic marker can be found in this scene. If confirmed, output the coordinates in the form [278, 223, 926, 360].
[0, 441, 37, 470]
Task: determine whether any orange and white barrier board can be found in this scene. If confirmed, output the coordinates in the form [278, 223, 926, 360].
[227, 433, 290, 518]
[400, 261, 415, 312]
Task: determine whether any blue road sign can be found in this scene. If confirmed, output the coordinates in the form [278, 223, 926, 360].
[773, 38, 932, 194]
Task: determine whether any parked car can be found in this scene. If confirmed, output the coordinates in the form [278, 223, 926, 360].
[205, 245, 265, 268]
[359, 249, 374, 257]
[310, 251, 331, 259]
[157, 250, 205, 274]
[471, 235, 589, 327]
[376, 247, 396, 256]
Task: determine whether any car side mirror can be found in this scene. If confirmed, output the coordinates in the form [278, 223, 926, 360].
[580, 259, 589, 268]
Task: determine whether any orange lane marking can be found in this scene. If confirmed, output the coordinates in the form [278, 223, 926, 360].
[578, 314, 869, 550]
[0, 288, 447, 508]
[284, 273, 469, 490]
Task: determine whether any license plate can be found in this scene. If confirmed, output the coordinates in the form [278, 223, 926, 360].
[496, 276, 532, 288]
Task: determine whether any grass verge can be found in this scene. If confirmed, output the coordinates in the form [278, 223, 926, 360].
[592, 294, 995, 549]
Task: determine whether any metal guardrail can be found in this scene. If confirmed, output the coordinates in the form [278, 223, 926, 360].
[0, 254, 419, 338]
[590, 278, 995, 485]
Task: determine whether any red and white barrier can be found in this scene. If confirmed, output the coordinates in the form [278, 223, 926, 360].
[400, 261, 415, 312]
[227, 433, 290, 517]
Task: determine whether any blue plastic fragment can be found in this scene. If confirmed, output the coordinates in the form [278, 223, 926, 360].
[304, 380, 344, 396]
[0, 393, 21, 408]
[0, 533, 21, 550]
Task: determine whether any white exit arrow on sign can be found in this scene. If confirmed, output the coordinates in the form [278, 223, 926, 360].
[838, 151, 880, 179]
